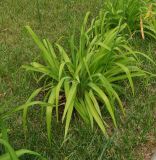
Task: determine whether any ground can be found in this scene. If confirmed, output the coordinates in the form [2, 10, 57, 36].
[0, 0, 156, 159]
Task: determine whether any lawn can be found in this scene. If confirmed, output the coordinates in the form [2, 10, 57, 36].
[0, 0, 156, 160]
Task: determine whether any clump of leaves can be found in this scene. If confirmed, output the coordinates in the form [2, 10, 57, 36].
[103, 0, 156, 39]
[144, 2, 156, 39]
[22, 12, 154, 143]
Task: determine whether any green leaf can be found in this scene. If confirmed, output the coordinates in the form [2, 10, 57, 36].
[23, 88, 42, 133]
[115, 62, 134, 95]
[22, 63, 58, 81]
[25, 26, 54, 68]
[64, 80, 70, 98]
[56, 44, 74, 75]
[85, 92, 108, 138]
[46, 87, 56, 144]
[96, 74, 125, 116]
[0, 121, 9, 152]
[89, 91, 102, 118]
[2, 101, 50, 120]
[0, 148, 46, 160]
[89, 83, 117, 127]
[0, 139, 19, 160]
[62, 82, 78, 122]
[74, 99, 90, 124]
[64, 100, 74, 139]
[59, 62, 66, 80]
[55, 77, 67, 122]
[85, 99, 94, 129]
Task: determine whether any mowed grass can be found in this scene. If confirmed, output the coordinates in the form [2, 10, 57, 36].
[0, 0, 156, 160]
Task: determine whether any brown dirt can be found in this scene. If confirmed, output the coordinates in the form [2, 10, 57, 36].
[135, 133, 156, 160]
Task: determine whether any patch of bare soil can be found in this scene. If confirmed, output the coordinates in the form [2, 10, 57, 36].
[135, 133, 156, 160]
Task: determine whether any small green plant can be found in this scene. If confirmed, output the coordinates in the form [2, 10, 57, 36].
[0, 119, 46, 160]
[104, 0, 145, 29]
[22, 12, 154, 143]
[0, 139, 45, 160]
[144, 2, 156, 39]
[0, 106, 46, 160]
[103, 0, 156, 39]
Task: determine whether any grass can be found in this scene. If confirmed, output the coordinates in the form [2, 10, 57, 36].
[0, 0, 156, 159]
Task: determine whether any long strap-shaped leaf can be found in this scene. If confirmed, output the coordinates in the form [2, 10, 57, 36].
[89, 91, 102, 118]
[62, 82, 78, 122]
[64, 80, 70, 99]
[0, 147, 46, 160]
[63, 82, 78, 139]
[46, 87, 56, 144]
[79, 12, 90, 58]
[64, 100, 74, 139]
[2, 101, 50, 120]
[59, 62, 66, 80]
[85, 92, 108, 138]
[55, 77, 69, 122]
[56, 44, 74, 76]
[85, 99, 94, 130]
[74, 99, 90, 125]
[31, 62, 58, 79]
[0, 139, 19, 160]
[0, 121, 9, 152]
[43, 39, 59, 70]
[100, 74, 125, 115]
[92, 73, 125, 116]
[23, 88, 42, 133]
[25, 26, 55, 68]
[115, 62, 134, 95]
[88, 83, 117, 127]
[109, 72, 145, 82]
